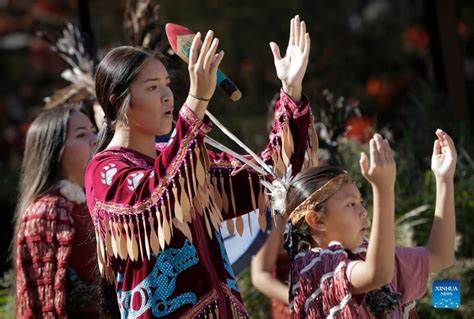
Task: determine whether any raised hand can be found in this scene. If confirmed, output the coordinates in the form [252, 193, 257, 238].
[269, 15, 311, 103]
[431, 129, 457, 181]
[186, 30, 224, 119]
[360, 134, 396, 189]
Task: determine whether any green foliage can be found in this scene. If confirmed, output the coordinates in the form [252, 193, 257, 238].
[236, 267, 271, 319]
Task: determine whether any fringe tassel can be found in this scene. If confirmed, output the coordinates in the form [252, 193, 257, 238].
[229, 175, 237, 215]
[142, 211, 151, 259]
[172, 183, 184, 223]
[226, 219, 235, 236]
[195, 146, 206, 186]
[211, 175, 223, 209]
[162, 193, 172, 243]
[219, 174, 229, 214]
[235, 216, 244, 236]
[258, 182, 267, 232]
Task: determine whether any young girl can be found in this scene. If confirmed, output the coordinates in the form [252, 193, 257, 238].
[282, 131, 457, 318]
[85, 16, 316, 318]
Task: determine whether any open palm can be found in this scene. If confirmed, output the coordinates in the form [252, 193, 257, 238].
[431, 129, 457, 179]
[270, 15, 310, 98]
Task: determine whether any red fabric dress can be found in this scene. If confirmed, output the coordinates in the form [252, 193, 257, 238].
[290, 240, 428, 318]
[16, 192, 102, 318]
[85, 90, 316, 318]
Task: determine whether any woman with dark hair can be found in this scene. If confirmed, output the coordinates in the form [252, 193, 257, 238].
[86, 16, 316, 318]
[13, 105, 104, 318]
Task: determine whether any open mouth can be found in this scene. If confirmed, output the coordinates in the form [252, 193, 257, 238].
[164, 110, 173, 116]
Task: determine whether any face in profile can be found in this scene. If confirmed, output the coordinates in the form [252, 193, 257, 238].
[127, 58, 174, 136]
[61, 111, 97, 186]
[316, 182, 368, 250]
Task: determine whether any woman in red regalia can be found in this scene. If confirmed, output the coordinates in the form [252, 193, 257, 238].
[85, 15, 318, 318]
[13, 105, 109, 318]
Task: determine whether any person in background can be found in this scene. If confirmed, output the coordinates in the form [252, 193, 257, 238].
[13, 105, 116, 318]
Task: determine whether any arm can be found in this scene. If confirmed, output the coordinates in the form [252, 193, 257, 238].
[251, 219, 289, 304]
[86, 31, 227, 264]
[204, 15, 314, 221]
[426, 129, 457, 272]
[349, 134, 396, 294]
[16, 196, 74, 318]
[206, 91, 312, 220]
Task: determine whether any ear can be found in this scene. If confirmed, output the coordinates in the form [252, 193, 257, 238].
[108, 94, 117, 106]
[304, 210, 326, 232]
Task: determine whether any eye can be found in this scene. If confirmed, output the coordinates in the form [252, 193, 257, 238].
[347, 202, 356, 208]
[147, 85, 157, 91]
[76, 133, 85, 138]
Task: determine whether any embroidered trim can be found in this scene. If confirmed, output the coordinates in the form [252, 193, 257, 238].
[278, 89, 310, 119]
[222, 284, 250, 317]
[180, 104, 213, 135]
[93, 112, 203, 215]
[180, 289, 217, 319]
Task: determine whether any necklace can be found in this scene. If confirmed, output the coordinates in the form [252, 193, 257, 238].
[58, 179, 86, 203]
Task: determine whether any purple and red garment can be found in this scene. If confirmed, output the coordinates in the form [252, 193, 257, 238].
[16, 193, 102, 318]
[290, 240, 429, 318]
[85, 90, 316, 318]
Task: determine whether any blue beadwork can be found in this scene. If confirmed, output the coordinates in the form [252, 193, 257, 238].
[216, 231, 240, 292]
[116, 240, 199, 318]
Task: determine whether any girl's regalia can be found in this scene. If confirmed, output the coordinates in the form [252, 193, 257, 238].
[86, 90, 318, 318]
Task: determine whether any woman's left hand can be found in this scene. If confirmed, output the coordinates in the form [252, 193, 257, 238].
[270, 15, 311, 103]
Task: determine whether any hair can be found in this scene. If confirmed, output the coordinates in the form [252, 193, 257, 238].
[283, 166, 347, 304]
[283, 166, 347, 262]
[11, 105, 77, 291]
[94, 46, 161, 153]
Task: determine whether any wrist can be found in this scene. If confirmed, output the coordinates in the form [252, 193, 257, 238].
[370, 182, 395, 193]
[282, 83, 302, 103]
[435, 175, 454, 185]
[185, 95, 208, 120]
[188, 93, 211, 102]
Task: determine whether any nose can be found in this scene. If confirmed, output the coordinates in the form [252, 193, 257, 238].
[161, 87, 173, 104]
[360, 207, 368, 218]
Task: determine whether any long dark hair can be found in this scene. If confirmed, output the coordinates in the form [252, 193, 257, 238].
[11, 106, 76, 282]
[94, 46, 155, 153]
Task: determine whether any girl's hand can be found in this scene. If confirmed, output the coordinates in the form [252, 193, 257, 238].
[431, 129, 457, 181]
[360, 134, 396, 189]
[188, 30, 225, 101]
[269, 15, 310, 103]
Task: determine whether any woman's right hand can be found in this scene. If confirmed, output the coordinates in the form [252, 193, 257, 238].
[359, 133, 396, 189]
[186, 30, 224, 118]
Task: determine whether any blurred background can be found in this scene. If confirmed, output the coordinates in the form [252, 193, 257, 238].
[0, 0, 473, 318]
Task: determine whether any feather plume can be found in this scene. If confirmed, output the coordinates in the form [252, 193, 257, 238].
[37, 22, 95, 107]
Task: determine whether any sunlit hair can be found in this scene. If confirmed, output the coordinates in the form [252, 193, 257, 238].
[11, 105, 79, 288]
